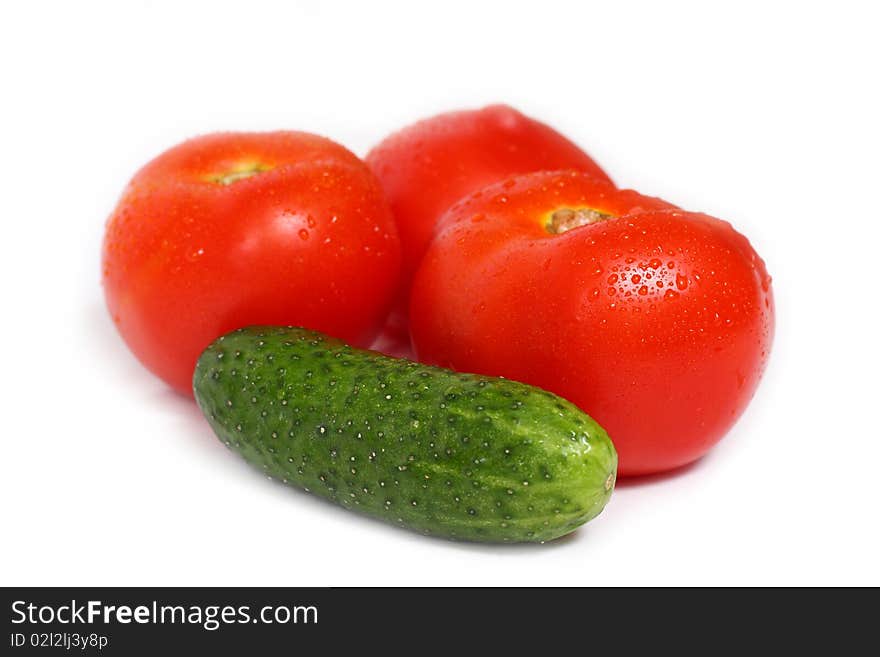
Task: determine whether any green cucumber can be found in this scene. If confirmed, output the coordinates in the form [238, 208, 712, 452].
[193, 326, 617, 543]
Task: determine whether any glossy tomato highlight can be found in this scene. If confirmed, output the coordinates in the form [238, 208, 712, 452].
[410, 171, 774, 476]
[103, 132, 400, 395]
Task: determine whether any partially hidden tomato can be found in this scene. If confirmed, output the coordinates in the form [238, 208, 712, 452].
[366, 104, 611, 357]
[410, 171, 774, 476]
[103, 132, 400, 395]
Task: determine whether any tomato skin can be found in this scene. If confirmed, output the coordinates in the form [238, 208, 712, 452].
[410, 171, 774, 476]
[103, 132, 400, 395]
[366, 104, 612, 355]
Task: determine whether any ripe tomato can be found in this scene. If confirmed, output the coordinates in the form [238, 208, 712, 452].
[410, 171, 774, 476]
[103, 132, 400, 395]
[366, 104, 612, 356]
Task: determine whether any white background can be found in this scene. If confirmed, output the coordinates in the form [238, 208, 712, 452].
[1, 0, 877, 586]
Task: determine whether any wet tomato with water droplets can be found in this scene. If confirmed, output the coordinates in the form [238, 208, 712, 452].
[102, 132, 400, 395]
[366, 104, 611, 357]
[410, 171, 774, 476]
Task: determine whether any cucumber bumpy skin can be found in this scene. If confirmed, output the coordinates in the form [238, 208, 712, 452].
[193, 326, 617, 543]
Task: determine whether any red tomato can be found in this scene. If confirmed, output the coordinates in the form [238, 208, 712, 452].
[366, 104, 612, 356]
[103, 132, 400, 395]
[410, 171, 774, 476]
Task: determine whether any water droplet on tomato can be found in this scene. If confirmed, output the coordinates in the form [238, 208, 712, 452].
[306, 215, 317, 228]
[664, 289, 679, 300]
[298, 229, 309, 240]
[676, 273, 689, 290]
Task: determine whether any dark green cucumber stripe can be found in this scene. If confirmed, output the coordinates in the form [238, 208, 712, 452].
[193, 326, 617, 543]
